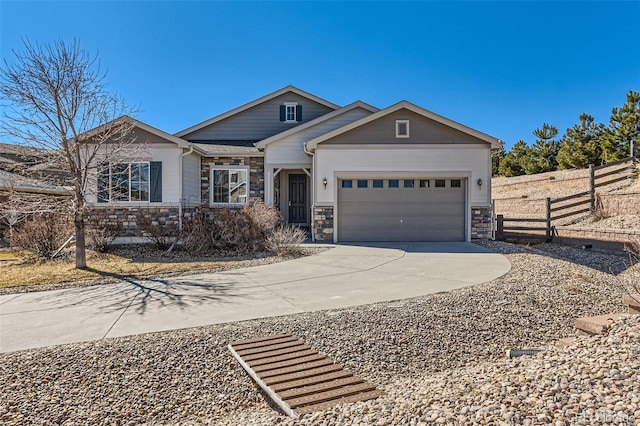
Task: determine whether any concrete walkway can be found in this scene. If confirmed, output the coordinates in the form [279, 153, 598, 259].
[0, 242, 511, 353]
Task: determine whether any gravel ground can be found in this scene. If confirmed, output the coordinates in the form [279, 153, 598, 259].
[569, 215, 640, 231]
[1, 241, 638, 425]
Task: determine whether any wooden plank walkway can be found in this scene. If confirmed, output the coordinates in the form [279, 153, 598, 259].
[228, 333, 384, 418]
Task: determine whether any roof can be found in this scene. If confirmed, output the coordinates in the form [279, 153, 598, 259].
[175, 85, 341, 138]
[80, 115, 191, 148]
[255, 101, 380, 149]
[192, 140, 262, 156]
[0, 169, 72, 195]
[133, 119, 191, 148]
[305, 101, 503, 150]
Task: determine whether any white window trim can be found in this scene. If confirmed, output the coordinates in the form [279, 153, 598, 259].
[106, 161, 151, 203]
[396, 120, 410, 138]
[284, 102, 297, 123]
[210, 165, 250, 206]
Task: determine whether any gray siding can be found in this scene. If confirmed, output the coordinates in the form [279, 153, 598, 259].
[323, 110, 489, 145]
[182, 153, 201, 206]
[183, 93, 335, 141]
[129, 128, 174, 144]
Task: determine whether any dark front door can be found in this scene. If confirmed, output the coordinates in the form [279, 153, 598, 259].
[288, 174, 307, 224]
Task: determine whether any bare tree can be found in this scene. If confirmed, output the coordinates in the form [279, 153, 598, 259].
[0, 39, 137, 268]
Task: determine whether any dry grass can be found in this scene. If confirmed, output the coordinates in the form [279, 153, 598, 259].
[0, 249, 273, 290]
[0, 251, 29, 261]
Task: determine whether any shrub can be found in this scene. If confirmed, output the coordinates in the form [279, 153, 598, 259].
[137, 215, 181, 250]
[182, 202, 282, 255]
[265, 225, 307, 256]
[10, 212, 71, 258]
[86, 223, 120, 252]
[243, 198, 280, 235]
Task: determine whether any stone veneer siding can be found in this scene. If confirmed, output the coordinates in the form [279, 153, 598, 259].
[471, 206, 492, 239]
[313, 206, 334, 242]
[201, 157, 265, 205]
[86, 207, 181, 238]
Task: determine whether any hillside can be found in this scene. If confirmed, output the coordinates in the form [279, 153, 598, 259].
[492, 166, 640, 231]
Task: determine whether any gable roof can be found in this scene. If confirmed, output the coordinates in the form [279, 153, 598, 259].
[133, 119, 191, 148]
[255, 101, 379, 149]
[175, 85, 341, 138]
[81, 116, 190, 148]
[305, 101, 503, 150]
[0, 168, 72, 195]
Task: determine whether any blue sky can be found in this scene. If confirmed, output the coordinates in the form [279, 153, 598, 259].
[1, 1, 638, 150]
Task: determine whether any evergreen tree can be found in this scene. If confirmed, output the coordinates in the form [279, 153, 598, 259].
[491, 147, 506, 176]
[498, 140, 528, 176]
[600, 90, 640, 162]
[557, 113, 604, 169]
[524, 123, 560, 174]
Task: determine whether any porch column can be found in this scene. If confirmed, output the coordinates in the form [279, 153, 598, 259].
[264, 167, 274, 206]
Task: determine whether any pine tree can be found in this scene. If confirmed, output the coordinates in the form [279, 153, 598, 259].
[600, 90, 640, 162]
[525, 123, 560, 174]
[491, 147, 506, 176]
[557, 113, 604, 169]
[498, 140, 528, 177]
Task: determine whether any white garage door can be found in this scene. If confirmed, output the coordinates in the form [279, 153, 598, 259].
[337, 178, 466, 242]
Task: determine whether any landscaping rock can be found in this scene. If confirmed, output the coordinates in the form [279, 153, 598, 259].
[1, 241, 638, 424]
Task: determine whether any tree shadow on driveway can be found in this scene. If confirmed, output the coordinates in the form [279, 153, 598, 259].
[22, 268, 258, 316]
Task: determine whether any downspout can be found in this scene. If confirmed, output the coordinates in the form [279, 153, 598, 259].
[178, 145, 194, 231]
[303, 143, 316, 242]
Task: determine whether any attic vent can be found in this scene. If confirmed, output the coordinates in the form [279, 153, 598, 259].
[396, 120, 409, 138]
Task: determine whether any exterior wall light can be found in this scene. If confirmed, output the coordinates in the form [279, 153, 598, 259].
[477, 178, 483, 187]
[323, 178, 328, 189]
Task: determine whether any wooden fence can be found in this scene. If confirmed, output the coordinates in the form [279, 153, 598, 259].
[495, 155, 638, 242]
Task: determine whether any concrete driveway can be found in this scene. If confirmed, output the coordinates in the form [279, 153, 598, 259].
[0, 242, 510, 353]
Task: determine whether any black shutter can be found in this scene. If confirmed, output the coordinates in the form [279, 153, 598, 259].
[279, 105, 286, 122]
[296, 105, 303, 122]
[150, 161, 162, 202]
[97, 161, 109, 203]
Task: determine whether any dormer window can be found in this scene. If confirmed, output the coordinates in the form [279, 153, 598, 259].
[396, 120, 409, 138]
[280, 102, 302, 123]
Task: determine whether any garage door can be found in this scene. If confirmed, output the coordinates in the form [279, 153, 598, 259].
[337, 178, 465, 242]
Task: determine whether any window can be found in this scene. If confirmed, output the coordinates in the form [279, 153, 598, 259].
[281, 102, 302, 123]
[435, 179, 446, 188]
[357, 179, 368, 188]
[403, 179, 414, 188]
[372, 179, 384, 188]
[388, 179, 399, 188]
[396, 120, 410, 138]
[451, 179, 462, 188]
[286, 104, 296, 121]
[98, 162, 152, 202]
[419, 179, 430, 188]
[341, 180, 353, 188]
[212, 168, 248, 204]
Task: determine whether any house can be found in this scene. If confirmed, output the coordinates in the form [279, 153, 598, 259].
[86, 86, 502, 242]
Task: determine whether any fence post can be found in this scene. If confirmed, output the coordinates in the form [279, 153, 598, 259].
[545, 197, 552, 243]
[588, 164, 595, 212]
[496, 214, 504, 241]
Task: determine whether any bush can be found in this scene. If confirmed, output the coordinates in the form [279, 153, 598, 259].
[137, 215, 181, 250]
[10, 212, 71, 258]
[265, 225, 307, 256]
[86, 223, 120, 252]
[182, 201, 282, 255]
[243, 198, 280, 235]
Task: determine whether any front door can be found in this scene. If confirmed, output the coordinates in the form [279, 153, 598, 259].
[288, 174, 307, 224]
